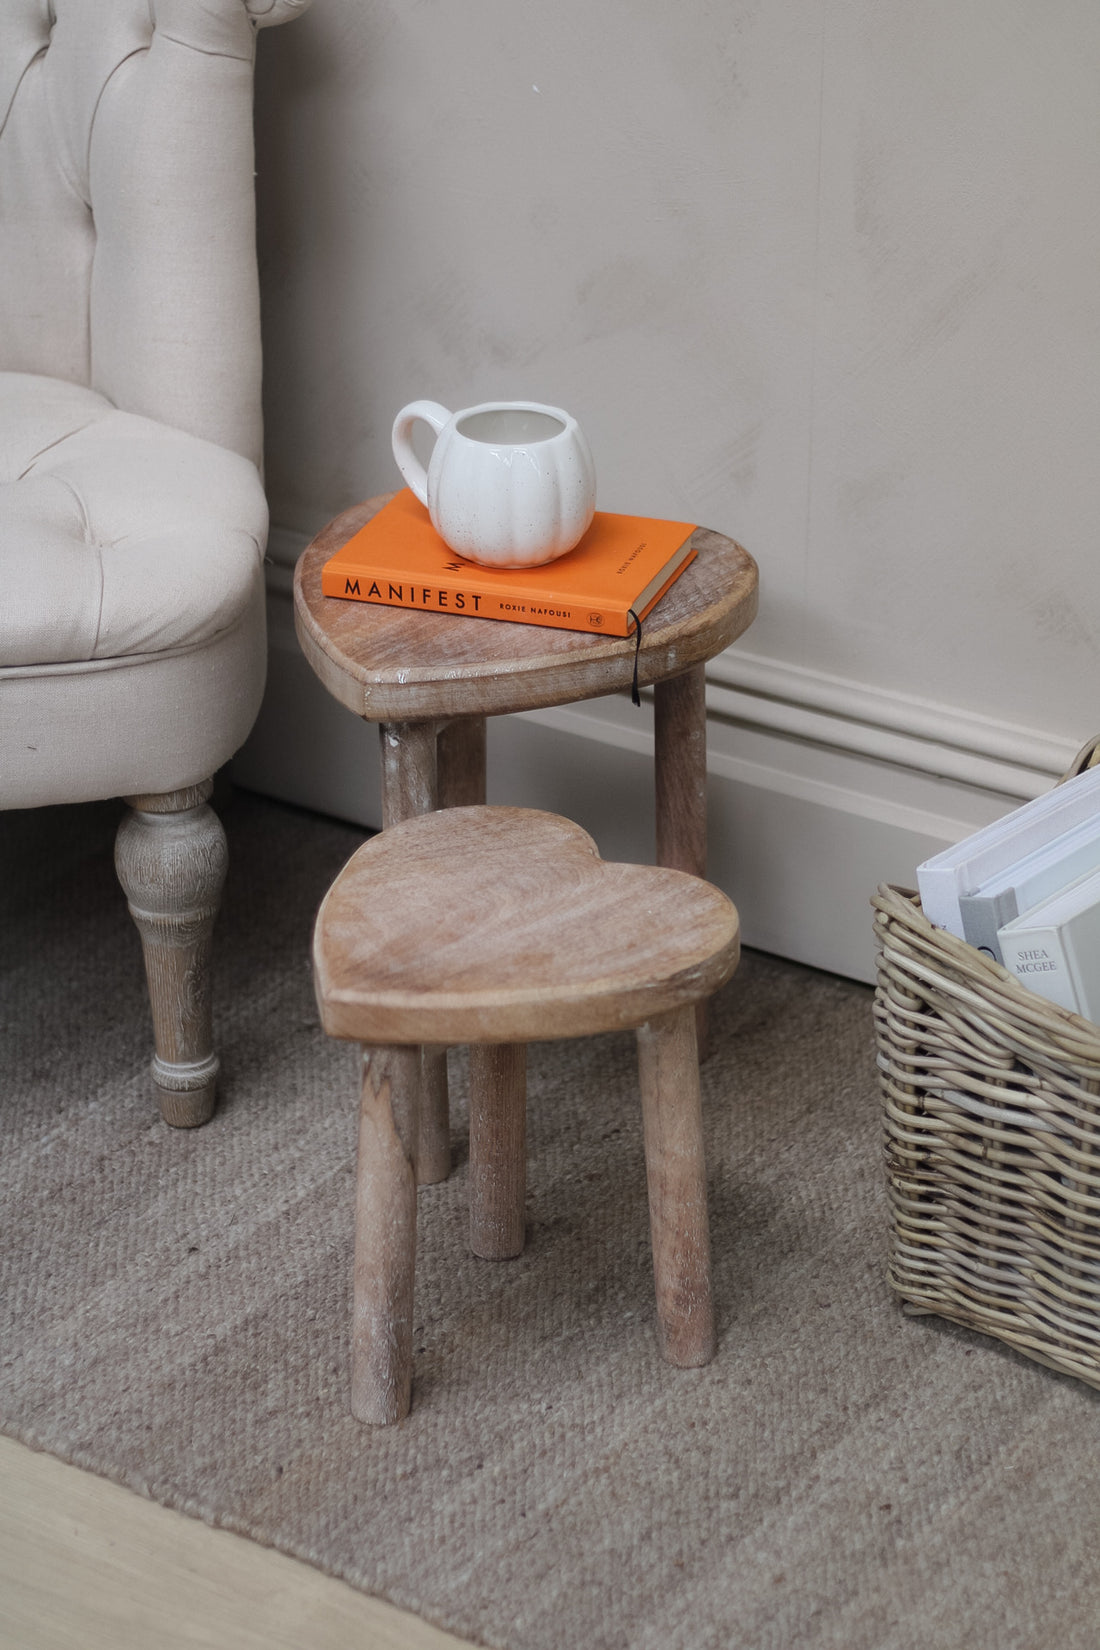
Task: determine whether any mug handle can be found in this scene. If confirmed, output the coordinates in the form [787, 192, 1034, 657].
[391, 401, 451, 507]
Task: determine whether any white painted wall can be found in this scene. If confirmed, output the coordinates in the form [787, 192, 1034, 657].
[237, 0, 1100, 982]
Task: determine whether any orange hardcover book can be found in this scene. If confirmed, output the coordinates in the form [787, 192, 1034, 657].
[320, 489, 697, 636]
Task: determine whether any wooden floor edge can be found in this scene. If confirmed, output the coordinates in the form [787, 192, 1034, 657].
[0, 1433, 477, 1650]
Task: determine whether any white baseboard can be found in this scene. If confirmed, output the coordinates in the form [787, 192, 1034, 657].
[235, 535, 1085, 984]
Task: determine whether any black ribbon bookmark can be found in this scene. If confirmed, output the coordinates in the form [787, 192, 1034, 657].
[628, 609, 642, 706]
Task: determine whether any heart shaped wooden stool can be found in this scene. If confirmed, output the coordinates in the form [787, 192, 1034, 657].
[313, 805, 741, 1423]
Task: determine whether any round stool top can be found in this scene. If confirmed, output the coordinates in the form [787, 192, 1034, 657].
[294, 494, 758, 722]
[313, 806, 741, 1045]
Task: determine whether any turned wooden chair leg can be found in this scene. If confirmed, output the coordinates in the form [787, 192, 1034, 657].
[654, 664, 712, 1059]
[352, 1044, 421, 1425]
[636, 1004, 716, 1368]
[468, 1043, 527, 1259]
[114, 781, 227, 1128]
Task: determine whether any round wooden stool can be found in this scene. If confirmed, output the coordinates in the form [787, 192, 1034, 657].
[312, 805, 741, 1424]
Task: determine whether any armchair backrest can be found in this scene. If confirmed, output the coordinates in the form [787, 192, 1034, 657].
[0, 0, 307, 469]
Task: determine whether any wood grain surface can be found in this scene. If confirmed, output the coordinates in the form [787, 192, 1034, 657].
[293, 495, 758, 722]
[313, 806, 741, 1046]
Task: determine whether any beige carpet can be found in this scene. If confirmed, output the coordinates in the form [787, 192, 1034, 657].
[4, 789, 1100, 1650]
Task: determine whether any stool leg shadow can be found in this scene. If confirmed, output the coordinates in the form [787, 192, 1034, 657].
[352, 1044, 421, 1425]
[636, 1004, 716, 1367]
[469, 1043, 527, 1259]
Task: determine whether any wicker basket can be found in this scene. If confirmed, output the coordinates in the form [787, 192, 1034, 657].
[872, 734, 1100, 1388]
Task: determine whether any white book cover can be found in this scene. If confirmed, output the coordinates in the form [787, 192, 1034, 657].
[957, 812, 1100, 963]
[997, 864, 1100, 1020]
[916, 764, 1100, 939]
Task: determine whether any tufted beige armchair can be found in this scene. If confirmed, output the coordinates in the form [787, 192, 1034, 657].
[1, 0, 309, 1125]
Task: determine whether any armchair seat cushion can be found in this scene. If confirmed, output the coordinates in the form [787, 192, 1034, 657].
[1, 371, 268, 669]
[0, 371, 270, 808]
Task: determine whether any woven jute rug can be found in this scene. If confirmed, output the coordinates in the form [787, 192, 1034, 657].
[4, 790, 1100, 1650]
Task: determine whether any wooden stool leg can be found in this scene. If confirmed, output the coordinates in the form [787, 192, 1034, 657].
[379, 720, 501, 1187]
[468, 1043, 527, 1259]
[654, 665, 707, 876]
[654, 664, 712, 1058]
[438, 716, 488, 809]
[418, 1046, 451, 1184]
[636, 1005, 716, 1367]
[379, 719, 439, 827]
[352, 1044, 421, 1424]
[379, 720, 451, 1182]
[440, 718, 532, 1226]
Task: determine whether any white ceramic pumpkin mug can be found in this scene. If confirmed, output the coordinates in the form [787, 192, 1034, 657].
[391, 399, 597, 568]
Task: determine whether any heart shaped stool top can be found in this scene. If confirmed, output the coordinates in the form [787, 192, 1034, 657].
[313, 806, 740, 1046]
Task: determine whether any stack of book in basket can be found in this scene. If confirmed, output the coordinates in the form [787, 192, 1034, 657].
[916, 759, 1100, 1021]
[872, 737, 1100, 1393]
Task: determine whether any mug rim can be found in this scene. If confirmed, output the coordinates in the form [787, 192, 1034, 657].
[454, 401, 576, 447]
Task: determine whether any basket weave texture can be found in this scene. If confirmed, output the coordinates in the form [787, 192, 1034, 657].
[872, 735, 1100, 1388]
